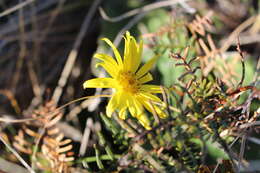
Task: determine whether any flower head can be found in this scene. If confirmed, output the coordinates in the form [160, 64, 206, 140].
[83, 31, 166, 129]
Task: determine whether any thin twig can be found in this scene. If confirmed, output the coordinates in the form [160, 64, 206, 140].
[238, 133, 247, 172]
[79, 118, 93, 156]
[213, 135, 241, 173]
[99, 0, 190, 22]
[132, 143, 165, 172]
[51, 0, 102, 105]
[253, 58, 260, 87]
[0, 0, 60, 42]
[0, 158, 28, 173]
[0, 94, 111, 123]
[112, 12, 146, 51]
[38, 0, 66, 44]
[152, 100, 181, 113]
[0, 0, 35, 18]
[220, 15, 256, 52]
[26, 60, 42, 104]
[0, 135, 35, 173]
[148, 100, 160, 124]
[247, 137, 260, 145]
[213, 129, 239, 172]
[160, 86, 172, 118]
[236, 38, 245, 87]
[0, 90, 21, 114]
[0, 116, 35, 123]
[67, 99, 93, 121]
[228, 33, 260, 45]
[239, 121, 260, 129]
[11, 0, 27, 91]
[27, 0, 66, 106]
[113, 114, 138, 136]
[133, 121, 174, 142]
[31, 128, 46, 170]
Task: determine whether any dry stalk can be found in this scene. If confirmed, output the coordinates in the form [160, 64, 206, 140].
[187, 11, 213, 37]
[13, 100, 74, 173]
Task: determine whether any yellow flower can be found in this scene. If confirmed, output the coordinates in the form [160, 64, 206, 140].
[83, 31, 166, 129]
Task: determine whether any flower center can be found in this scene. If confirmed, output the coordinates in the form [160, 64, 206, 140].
[117, 71, 140, 94]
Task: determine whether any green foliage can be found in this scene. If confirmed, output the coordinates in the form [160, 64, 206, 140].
[85, 9, 259, 171]
[142, 10, 197, 86]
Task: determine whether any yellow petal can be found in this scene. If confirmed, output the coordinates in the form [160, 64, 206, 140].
[94, 53, 119, 67]
[127, 97, 143, 118]
[128, 36, 139, 70]
[137, 113, 151, 130]
[125, 31, 131, 39]
[122, 37, 131, 71]
[139, 92, 162, 102]
[117, 93, 128, 119]
[127, 98, 136, 117]
[140, 85, 162, 93]
[123, 32, 141, 73]
[96, 62, 118, 78]
[118, 107, 127, 120]
[138, 73, 153, 84]
[138, 97, 167, 119]
[106, 92, 120, 117]
[155, 105, 167, 118]
[123, 33, 130, 60]
[102, 38, 123, 66]
[123, 40, 133, 71]
[137, 40, 143, 63]
[83, 78, 116, 89]
[136, 55, 158, 79]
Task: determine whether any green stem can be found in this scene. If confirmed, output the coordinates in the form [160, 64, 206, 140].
[78, 154, 121, 163]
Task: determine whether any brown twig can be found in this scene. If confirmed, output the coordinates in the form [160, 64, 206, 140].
[188, 11, 213, 36]
[0, 90, 21, 114]
[238, 132, 247, 172]
[31, 127, 46, 170]
[0, 95, 111, 124]
[52, 0, 102, 105]
[27, 0, 66, 106]
[132, 143, 165, 172]
[0, 1, 60, 38]
[213, 136, 241, 173]
[220, 15, 257, 52]
[253, 58, 260, 87]
[160, 86, 171, 118]
[236, 38, 245, 88]
[0, 134, 35, 173]
[11, 1, 27, 91]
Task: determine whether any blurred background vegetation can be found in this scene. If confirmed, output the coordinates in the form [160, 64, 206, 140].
[0, 0, 259, 172]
